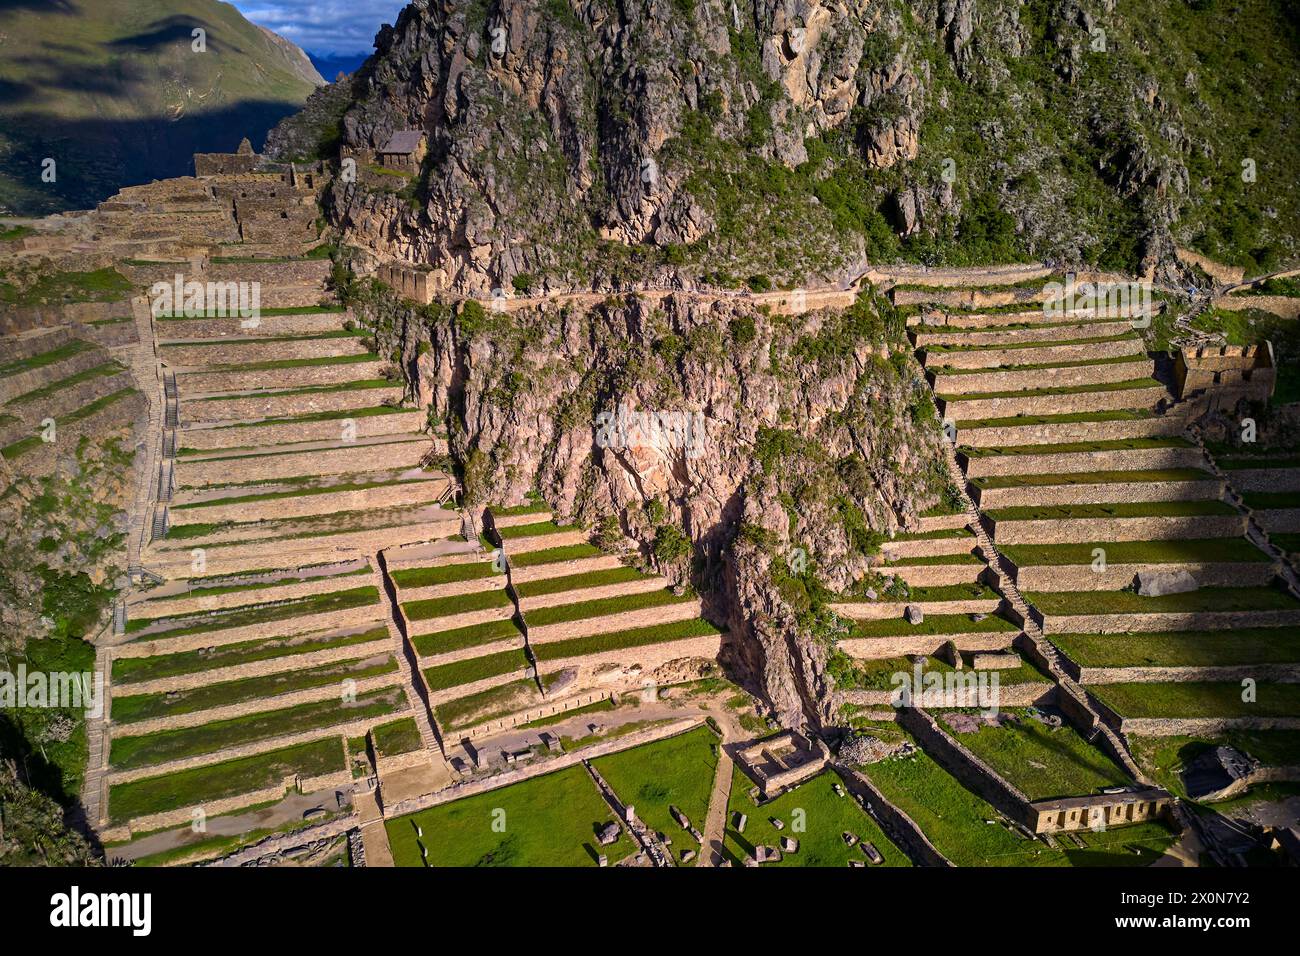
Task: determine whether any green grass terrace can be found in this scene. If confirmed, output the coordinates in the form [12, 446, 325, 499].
[108, 686, 406, 771]
[1091, 682, 1300, 720]
[1001, 538, 1271, 566]
[1027, 585, 1300, 617]
[845, 611, 1019, 639]
[987, 500, 1239, 521]
[111, 625, 388, 686]
[109, 738, 347, 825]
[1052, 629, 1300, 670]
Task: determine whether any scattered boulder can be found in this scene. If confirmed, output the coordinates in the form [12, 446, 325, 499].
[905, 605, 924, 625]
[597, 822, 621, 846]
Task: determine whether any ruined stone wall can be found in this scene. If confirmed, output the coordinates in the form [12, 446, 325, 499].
[896, 706, 1036, 829]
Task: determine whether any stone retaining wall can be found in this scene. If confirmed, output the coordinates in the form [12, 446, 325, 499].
[965, 445, 1205, 479]
[173, 480, 438, 526]
[181, 411, 423, 450]
[542, 634, 723, 694]
[162, 337, 368, 367]
[1255, 508, 1300, 534]
[880, 536, 976, 560]
[5, 390, 145, 478]
[408, 603, 515, 638]
[990, 513, 1246, 545]
[114, 606, 386, 659]
[127, 569, 371, 618]
[973, 477, 1223, 509]
[840, 683, 1048, 707]
[204, 259, 331, 285]
[0, 348, 107, 403]
[959, 415, 1184, 449]
[174, 438, 427, 486]
[914, 513, 969, 533]
[929, 337, 1142, 370]
[880, 562, 986, 587]
[839, 632, 1014, 659]
[913, 317, 1134, 346]
[145, 514, 460, 575]
[418, 634, 526, 669]
[942, 384, 1167, 422]
[80, 319, 138, 348]
[115, 636, 393, 696]
[155, 312, 349, 339]
[933, 358, 1152, 396]
[107, 710, 401, 787]
[1230, 468, 1300, 493]
[6, 369, 136, 424]
[1041, 608, 1300, 635]
[504, 529, 590, 553]
[182, 386, 404, 423]
[1080, 663, 1300, 684]
[454, 691, 614, 741]
[177, 360, 387, 394]
[509, 554, 625, 584]
[1013, 561, 1276, 592]
[829, 598, 1002, 620]
[112, 669, 402, 737]
[517, 575, 668, 613]
[1118, 715, 1300, 736]
[1212, 294, 1300, 319]
[526, 598, 703, 645]
[396, 573, 506, 604]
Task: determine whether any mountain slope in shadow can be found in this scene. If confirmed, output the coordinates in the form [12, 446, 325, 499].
[0, 0, 323, 215]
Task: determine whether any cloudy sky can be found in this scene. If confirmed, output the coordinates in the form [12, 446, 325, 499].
[228, 1, 409, 55]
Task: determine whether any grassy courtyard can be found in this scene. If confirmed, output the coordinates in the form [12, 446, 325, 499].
[385, 764, 635, 867]
[722, 770, 911, 867]
[943, 710, 1131, 800]
[860, 739, 1176, 867]
[591, 725, 718, 852]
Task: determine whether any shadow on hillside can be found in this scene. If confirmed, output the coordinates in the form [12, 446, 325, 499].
[109, 15, 240, 56]
[0, 0, 78, 12]
[0, 99, 304, 214]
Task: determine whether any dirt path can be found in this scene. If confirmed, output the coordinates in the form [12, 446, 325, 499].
[697, 746, 734, 866]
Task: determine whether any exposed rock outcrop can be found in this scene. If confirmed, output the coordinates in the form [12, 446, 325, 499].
[354, 282, 950, 726]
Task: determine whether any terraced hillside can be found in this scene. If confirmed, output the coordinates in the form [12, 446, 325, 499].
[1, 326, 143, 474]
[92, 255, 463, 844]
[901, 275, 1300, 812]
[388, 507, 724, 771]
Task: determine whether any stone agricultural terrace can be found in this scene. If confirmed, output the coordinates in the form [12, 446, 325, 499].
[4, 142, 1299, 869]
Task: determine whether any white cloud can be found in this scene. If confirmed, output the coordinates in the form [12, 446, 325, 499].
[228, 0, 409, 54]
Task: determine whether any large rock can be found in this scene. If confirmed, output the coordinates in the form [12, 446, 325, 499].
[1135, 569, 1200, 597]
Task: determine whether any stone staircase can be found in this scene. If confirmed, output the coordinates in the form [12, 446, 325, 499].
[937, 441, 1152, 785]
[372, 551, 447, 761]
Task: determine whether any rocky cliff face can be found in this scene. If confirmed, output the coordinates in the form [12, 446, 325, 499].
[322, 0, 1300, 292]
[354, 281, 951, 726]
